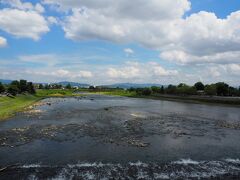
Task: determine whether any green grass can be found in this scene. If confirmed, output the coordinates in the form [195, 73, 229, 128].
[0, 95, 41, 120]
[0, 89, 84, 121]
[96, 90, 137, 97]
[36, 89, 78, 97]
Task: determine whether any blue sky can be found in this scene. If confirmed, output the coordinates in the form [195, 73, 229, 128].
[0, 0, 240, 85]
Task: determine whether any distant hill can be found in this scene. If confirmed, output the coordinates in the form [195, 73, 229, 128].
[0, 80, 164, 89]
[0, 79, 13, 84]
[101, 83, 164, 89]
[56, 81, 91, 87]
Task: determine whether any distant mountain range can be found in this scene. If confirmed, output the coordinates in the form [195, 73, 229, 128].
[0, 79, 13, 84]
[100, 83, 163, 89]
[0, 80, 163, 88]
[56, 81, 91, 87]
[0, 79, 91, 87]
[56, 82, 163, 88]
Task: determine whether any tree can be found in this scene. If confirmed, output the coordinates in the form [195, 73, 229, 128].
[89, 86, 95, 90]
[44, 84, 50, 89]
[135, 88, 143, 95]
[39, 84, 44, 89]
[7, 85, 19, 96]
[228, 86, 239, 96]
[66, 83, 72, 89]
[10, 81, 20, 94]
[128, 87, 135, 92]
[165, 85, 177, 94]
[160, 86, 165, 94]
[194, 82, 205, 91]
[142, 88, 152, 96]
[215, 82, 229, 96]
[11, 80, 20, 92]
[27, 82, 36, 94]
[51, 84, 62, 89]
[177, 83, 187, 88]
[205, 84, 216, 96]
[0, 82, 5, 93]
[19, 79, 27, 93]
[185, 86, 197, 95]
[151, 86, 160, 93]
[175, 84, 197, 95]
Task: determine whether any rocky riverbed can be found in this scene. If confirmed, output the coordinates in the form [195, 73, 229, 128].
[0, 95, 240, 179]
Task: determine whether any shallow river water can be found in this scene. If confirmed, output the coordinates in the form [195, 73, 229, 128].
[0, 95, 240, 179]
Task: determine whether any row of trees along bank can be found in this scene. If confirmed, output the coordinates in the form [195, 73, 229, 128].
[38, 83, 72, 90]
[0, 80, 35, 96]
[128, 82, 240, 97]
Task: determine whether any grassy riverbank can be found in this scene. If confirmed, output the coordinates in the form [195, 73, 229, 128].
[139, 94, 240, 106]
[36, 89, 77, 97]
[0, 89, 81, 121]
[1, 89, 239, 121]
[0, 95, 42, 120]
[97, 90, 137, 97]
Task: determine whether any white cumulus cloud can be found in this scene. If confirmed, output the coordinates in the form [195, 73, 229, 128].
[160, 11, 240, 64]
[43, 0, 240, 66]
[1, 0, 45, 13]
[0, 36, 7, 47]
[124, 48, 134, 56]
[0, 8, 49, 40]
[56, 0, 190, 46]
[107, 61, 178, 80]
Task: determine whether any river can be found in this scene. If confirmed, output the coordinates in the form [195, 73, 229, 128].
[0, 95, 240, 179]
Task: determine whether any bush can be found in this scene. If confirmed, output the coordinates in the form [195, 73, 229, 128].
[7, 85, 19, 96]
[205, 84, 217, 96]
[216, 82, 229, 96]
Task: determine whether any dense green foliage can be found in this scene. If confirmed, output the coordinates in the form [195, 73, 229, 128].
[7, 85, 19, 96]
[27, 82, 36, 94]
[215, 82, 229, 96]
[1, 79, 36, 96]
[125, 82, 239, 97]
[38, 84, 44, 89]
[0, 82, 5, 93]
[205, 84, 217, 96]
[19, 80, 27, 93]
[194, 82, 205, 91]
[66, 83, 72, 89]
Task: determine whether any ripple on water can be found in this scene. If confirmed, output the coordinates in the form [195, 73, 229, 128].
[1, 159, 240, 179]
